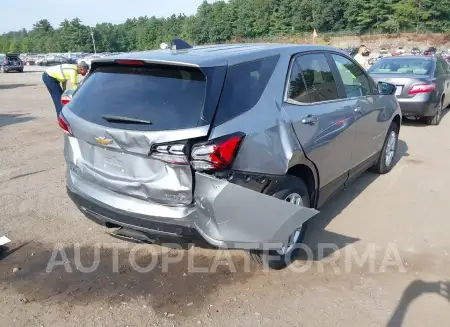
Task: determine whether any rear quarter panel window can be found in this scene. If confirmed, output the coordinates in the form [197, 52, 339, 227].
[213, 55, 279, 125]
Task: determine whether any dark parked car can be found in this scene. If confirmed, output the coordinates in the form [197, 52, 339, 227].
[369, 55, 450, 125]
[0, 53, 24, 73]
[38, 56, 72, 66]
[59, 43, 401, 269]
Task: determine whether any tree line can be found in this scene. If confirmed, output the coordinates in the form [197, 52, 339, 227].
[1, 0, 449, 54]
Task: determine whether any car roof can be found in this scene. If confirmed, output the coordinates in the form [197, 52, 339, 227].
[92, 43, 346, 68]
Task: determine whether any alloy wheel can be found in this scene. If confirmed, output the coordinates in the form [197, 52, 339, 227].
[385, 130, 397, 167]
[277, 193, 304, 255]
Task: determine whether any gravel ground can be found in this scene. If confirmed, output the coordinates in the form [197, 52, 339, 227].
[1, 66, 450, 327]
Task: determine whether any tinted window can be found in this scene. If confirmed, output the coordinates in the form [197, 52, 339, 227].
[290, 53, 340, 103]
[213, 55, 279, 125]
[369, 58, 433, 75]
[6, 55, 20, 61]
[69, 64, 207, 131]
[444, 60, 450, 74]
[437, 59, 450, 75]
[287, 61, 309, 103]
[332, 54, 373, 98]
[436, 60, 445, 76]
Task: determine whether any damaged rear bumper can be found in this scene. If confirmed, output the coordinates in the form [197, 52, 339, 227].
[67, 171, 319, 250]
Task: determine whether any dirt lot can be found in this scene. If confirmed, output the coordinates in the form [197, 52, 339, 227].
[1, 66, 450, 327]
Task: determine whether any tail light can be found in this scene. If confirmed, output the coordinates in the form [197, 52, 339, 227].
[57, 114, 72, 136]
[191, 133, 245, 171]
[150, 143, 189, 165]
[61, 95, 71, 106]
[408, 84, 436, 95]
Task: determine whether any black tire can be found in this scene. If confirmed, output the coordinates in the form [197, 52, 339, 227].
[425, 98, 443, 125]
[249, 177, 311, 270]
[372, 122, 399, 174]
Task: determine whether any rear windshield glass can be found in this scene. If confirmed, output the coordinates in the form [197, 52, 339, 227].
[369, 58, 434, 75]
[6, 55, 20, 60]
[69, 64, 207, 131]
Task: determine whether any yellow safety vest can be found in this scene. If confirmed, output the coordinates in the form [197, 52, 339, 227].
[46, 64, 79, 87]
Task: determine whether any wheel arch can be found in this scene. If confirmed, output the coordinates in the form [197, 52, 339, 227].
[392, 114, 401, 131]
[286, 154, 319, 208]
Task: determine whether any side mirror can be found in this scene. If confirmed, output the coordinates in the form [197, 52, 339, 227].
[377, 82, 396, 95]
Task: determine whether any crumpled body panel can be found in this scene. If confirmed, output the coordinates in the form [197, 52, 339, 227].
[65, 136, 193, 204]
[67, 170, 319, 250]
[193, 173, 319, 248]
[62, 108, 208, 205]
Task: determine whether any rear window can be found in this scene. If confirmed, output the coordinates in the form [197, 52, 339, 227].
[213, 55, 279, 125]
[369, 58, 434, 75]
[6, 55, 20, 60]
[69, 64, 207, 131]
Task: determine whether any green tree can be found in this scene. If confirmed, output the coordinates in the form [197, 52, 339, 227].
[9, 40, 19, 52]
[1, 0, 450, 53]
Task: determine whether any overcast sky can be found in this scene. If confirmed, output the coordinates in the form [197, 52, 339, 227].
[1, 0, 211, 33]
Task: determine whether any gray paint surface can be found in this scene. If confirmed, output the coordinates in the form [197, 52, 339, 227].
[63, 43, 401, 249]
[63, 107, 209, 206]
[92, 44, 350, 68]
[66, 167, 319, 249]
[193, 173, 318, 248]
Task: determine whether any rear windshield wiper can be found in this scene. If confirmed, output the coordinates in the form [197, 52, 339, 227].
[101, 115, 152, 125]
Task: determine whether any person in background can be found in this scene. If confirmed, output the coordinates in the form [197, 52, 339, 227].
[42, 61, 89, 117]
[354, 45, 371, 70]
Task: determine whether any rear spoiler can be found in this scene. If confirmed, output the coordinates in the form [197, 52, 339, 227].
[90, 38, 197, 72]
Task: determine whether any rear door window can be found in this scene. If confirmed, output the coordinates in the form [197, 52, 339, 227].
[288, 53, 340, 103]
[69, 64, 208, 131]
[213, 55, 279, 125]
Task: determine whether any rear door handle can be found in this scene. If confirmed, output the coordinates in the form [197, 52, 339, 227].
[301, 115, 318, 125]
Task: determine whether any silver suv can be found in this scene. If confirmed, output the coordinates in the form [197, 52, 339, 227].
[60, 43, 402, 269]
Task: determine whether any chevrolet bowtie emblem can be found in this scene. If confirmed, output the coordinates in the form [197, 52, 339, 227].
[95, 137, 113, 145]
